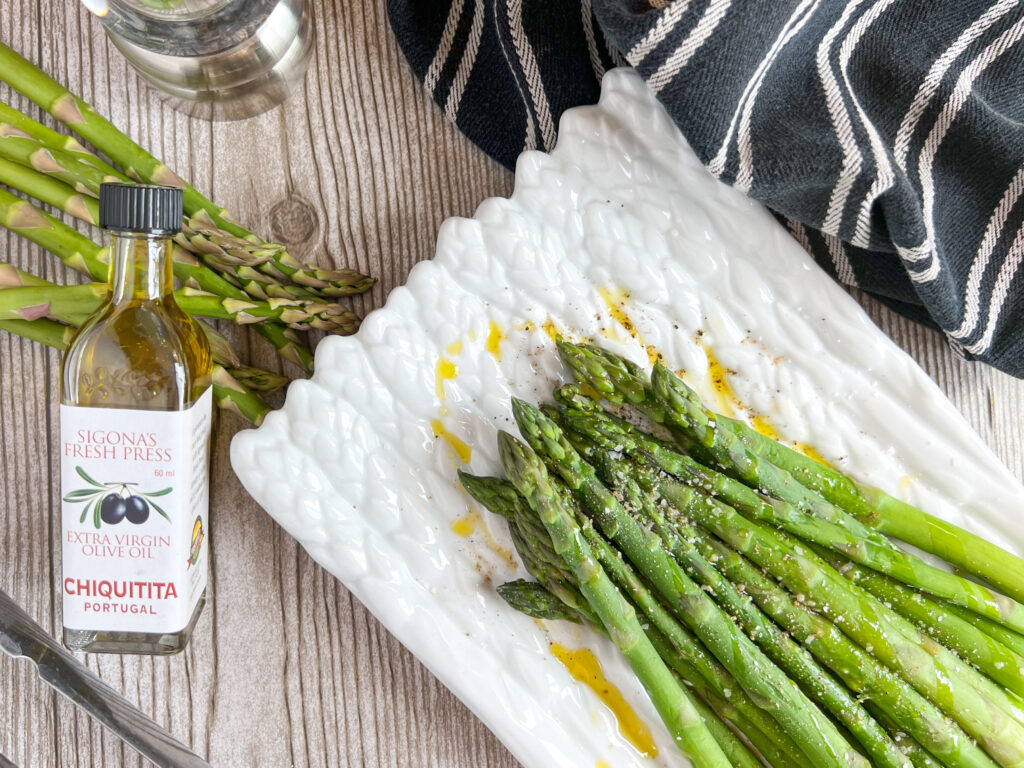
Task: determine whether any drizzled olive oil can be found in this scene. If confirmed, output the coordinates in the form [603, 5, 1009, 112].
[59, 184, 212, 655]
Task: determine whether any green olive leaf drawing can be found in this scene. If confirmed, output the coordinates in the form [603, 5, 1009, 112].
[148, 499, 171, 523]
[92, 497, 103, 529]
[75, 466, 105, 488]
[143, 487, 173, 498]
[64, 489, 103, 502]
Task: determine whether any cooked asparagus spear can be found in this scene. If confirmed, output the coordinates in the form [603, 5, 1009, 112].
[499, 434, 733, 768]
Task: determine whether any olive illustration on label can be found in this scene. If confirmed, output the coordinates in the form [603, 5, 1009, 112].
[63, 466, 172, 529]
[100, 494, 128, 525]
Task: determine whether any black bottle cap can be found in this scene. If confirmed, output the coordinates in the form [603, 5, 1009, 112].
[99, 183, 183, 235]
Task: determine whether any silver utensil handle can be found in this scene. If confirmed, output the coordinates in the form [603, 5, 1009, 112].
[0, 589, 212, 768]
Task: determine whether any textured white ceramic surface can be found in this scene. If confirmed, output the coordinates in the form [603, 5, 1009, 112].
[230, 68, 1024, 768]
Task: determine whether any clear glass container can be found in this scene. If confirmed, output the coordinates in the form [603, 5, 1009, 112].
[80, 0, 313, 120]
[61, 230, 212, 654]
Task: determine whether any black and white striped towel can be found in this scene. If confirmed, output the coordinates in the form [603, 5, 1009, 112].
[387, 0, 1024, 378]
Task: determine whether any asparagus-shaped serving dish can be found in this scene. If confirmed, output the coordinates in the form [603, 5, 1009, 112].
[463, 339, 1024, 768]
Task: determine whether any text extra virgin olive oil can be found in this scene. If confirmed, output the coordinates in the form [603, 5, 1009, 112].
[59, 184, 213, 654]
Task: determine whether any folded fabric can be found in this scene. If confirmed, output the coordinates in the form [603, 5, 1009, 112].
[388, 0, 1024, 378]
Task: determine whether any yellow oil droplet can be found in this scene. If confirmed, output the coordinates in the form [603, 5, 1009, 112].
[468, 328, 478, 342]
[438, 405, 450, 417]
[796, 442, 833, 468]
[598, 286, 634, 333]
[699, 342, 738, 419]
[550, 643, 658, 759]
[750, 413, 783, 442]
[486, 321, 506, 361]
[899, 474, 918, 490]
[698, 342, 832, 468]
[451, 509, 478, 537]
[516, 320, 536, 333]
[435, 357, 459, 400]
[541, 318, 560, 343]
[431, 419, 472, 463]
[446, 339, 463, 355]
[450, 506, 518, 570]
[596, 762, 613, 768]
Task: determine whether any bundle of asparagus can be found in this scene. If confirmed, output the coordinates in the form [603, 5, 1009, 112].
[0, 42, 375, 424]
[462, 339, 1024, 768]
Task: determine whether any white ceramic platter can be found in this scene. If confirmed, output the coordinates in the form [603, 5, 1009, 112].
[230, 68, 1024, 768]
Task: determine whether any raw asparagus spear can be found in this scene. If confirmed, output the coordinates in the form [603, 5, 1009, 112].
[0, 43, 375, 301]
[511, 398, 866, 768]
[498, 434, 733, 768]
[0, 100, 119, 175]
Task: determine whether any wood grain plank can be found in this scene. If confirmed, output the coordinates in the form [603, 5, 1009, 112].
[3, 1, 1024, 767]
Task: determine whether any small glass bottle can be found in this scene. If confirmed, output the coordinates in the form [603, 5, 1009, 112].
[59, 183, 213, 655]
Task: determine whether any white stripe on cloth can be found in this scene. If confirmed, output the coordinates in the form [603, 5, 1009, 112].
[506, 0, 558, 150]
[648, 0, 733, 95]
[581, 0, 605, 81]
[963, 220, 1024, 354]
[708, 0, 820, 180]
[785, 217, 814, 254]
[444, 0, 485, 122]
[734, 0, 823, 192]
[626, 0, 692, 66]
[893, 0, 1021, 170]
[423, 0, 467, 96]
[820, 0, 898, 240]
[951, 162, 1024, 341]
[839, 0, 901, 248]
[823, 232, 857, 285]
[909, 14, 1024, 285]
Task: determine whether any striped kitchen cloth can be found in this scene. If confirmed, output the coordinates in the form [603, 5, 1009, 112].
[388, 0, 1024, 378]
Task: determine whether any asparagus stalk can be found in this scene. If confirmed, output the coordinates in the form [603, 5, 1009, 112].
[558, 341, 1024, 634]
[558, 395, 1024, 679]
[0, 155, 99, 224]
[462, 470, 811, 768]
[498, 433, 733, 768]
[0, 177, 314, 371]
[558, 339, 1024, 608]
[943, 604, 1024, 659]
[739, 414, 1024, 606]
[0, 43, 375, 301]
[0, 129, 365, 303]
[657, 477, 1024, 766]
[695, 533, 996, 768]
[0, 100, 119, 176]
[566, 429, 911, 768]
[511, 398, 866, 768]
[818, 549, 1024, 699]
[646, 360, 1024, 634]
[495, 580, 775, 768]
[0, 132, 121, 195]
[0, 281, 359, 332]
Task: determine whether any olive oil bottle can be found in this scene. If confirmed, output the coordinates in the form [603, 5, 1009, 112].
[59, 184, 212, 654]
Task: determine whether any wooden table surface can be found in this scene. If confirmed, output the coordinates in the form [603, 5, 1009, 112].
[2, 2, 1024, 766]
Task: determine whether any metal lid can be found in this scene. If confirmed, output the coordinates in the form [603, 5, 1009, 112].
[99, 183, 183, 235]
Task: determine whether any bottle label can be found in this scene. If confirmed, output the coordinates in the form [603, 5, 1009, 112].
[59, 388, 213, 634]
